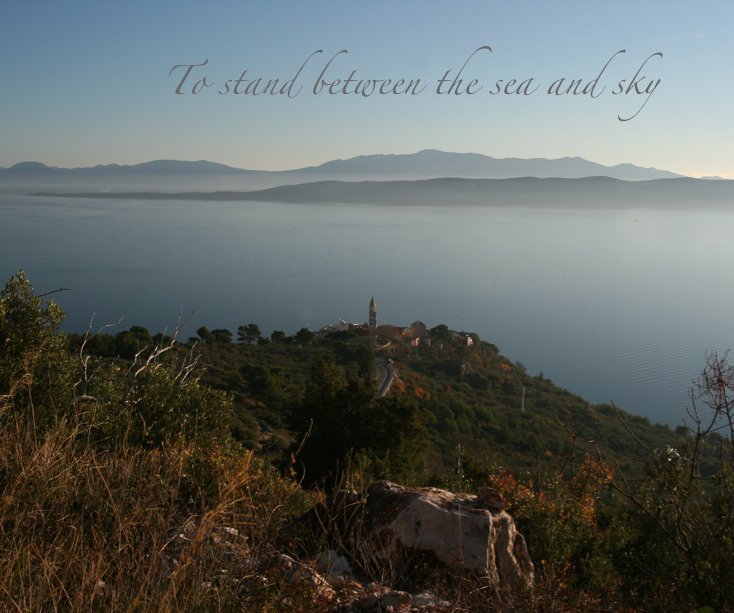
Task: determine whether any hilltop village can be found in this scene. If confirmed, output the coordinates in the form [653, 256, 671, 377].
[318, 296, 475, 350]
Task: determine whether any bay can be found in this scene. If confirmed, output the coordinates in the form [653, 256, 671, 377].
[2, 193, 733, 426]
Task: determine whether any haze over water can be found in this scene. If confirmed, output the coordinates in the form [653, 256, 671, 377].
[3, 193, 733, 427]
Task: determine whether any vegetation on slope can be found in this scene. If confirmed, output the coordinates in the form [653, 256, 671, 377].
[87, 317, 711, 487]
[4, 271, 734, 610]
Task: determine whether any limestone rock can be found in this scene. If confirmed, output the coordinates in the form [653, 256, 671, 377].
[315, 549, 353, 579]
[358, 481, 534, 593]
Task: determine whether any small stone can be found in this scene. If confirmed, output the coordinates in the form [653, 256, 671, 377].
[412, 590, 451, 609]
[315, 549, 352, 578]
[284, 557, 338, 607]
[380, 589, 412, 610]
[353, 594, 380, 611]
[219, 526, 239, 537]
[276, 553, 298, 573]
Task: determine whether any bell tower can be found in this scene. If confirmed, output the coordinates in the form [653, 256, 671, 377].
[369, 296, 377, 330]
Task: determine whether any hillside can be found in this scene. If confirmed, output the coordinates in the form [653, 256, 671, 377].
[69, 320, 714, 484]
[4, 271, 734, 610]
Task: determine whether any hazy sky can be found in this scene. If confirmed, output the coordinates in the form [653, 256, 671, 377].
[1, 1, 732, 177]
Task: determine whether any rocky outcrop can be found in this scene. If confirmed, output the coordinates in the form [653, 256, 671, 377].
[356, 481, 534, 594]
[167, 481, 533, 610]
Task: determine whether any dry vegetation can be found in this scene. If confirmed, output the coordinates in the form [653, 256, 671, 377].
[0, 403, 322, 610]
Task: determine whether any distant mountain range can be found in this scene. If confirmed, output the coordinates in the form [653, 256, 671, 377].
[0, 150, 685, 193]
[303, 150, 683, 181]
[38, 176, 734, 210]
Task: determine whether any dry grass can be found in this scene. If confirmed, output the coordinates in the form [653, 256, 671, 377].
[0, 406, 315, 611]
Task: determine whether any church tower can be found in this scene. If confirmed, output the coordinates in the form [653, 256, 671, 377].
[369, 296, 377, 330]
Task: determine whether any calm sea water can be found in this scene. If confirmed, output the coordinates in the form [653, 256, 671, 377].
[2, 194, 733, 426]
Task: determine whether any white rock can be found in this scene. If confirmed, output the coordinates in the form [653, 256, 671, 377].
[360, 481, 534, 593]
[315, 549, 352, 578]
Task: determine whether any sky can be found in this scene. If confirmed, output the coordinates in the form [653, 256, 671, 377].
[1, 0, 733, 177]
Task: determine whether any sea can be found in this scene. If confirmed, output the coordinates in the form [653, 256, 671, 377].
[2, 193, 733, 426]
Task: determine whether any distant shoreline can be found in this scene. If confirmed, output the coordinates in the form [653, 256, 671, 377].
[29, 176, 734, 209]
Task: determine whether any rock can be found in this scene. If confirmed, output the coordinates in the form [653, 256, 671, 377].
[210, 525, 242, 545]
[491, 512, 534, 593]
[350, 594, 381, 612]
[358, 481, 534, 594]
[345, 586, 414, 612]
[274, 553, 337, 608]
[380, 589, 412, 610]
[412, 590, 450, 609]
[214, 526, 240, 538]
[315, 549, 352, 579]
[292, 565, 337, 607]
[330, 575, 365, 602]
[275, 552, 298, 572]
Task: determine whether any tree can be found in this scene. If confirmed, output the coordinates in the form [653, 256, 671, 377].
[604, 351, 734, 609]
[290, 356, 423, 486]
[242, 364, 276, 397]
[196, 326, 214, 344]
[0, 271, 74, 421]
[0, 272, 234, 451]
[430, 324, 452, 343]
[152, 332, 174, 346]
[237, 323, 261, 344]
[115, 325, 154, 359]
[3, 271, 235, 447]
[270, 330, 288, 344]
[211, 328, 233, 344]
[295, 327, 314, 345]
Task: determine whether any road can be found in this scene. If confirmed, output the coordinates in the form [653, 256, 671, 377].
[375, 357, 396, 398]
